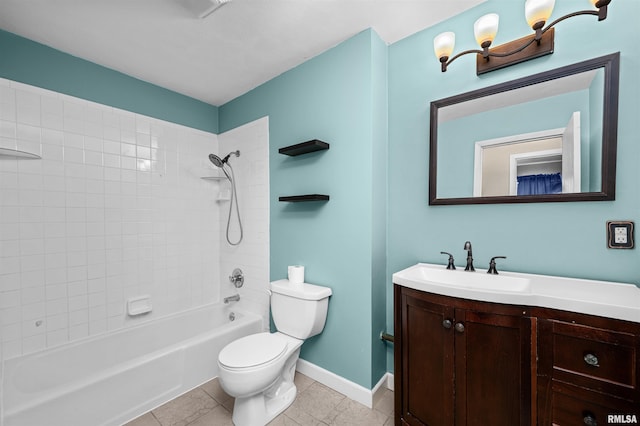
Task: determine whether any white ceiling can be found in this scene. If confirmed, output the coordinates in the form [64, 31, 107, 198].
[0, 0, 485, 106]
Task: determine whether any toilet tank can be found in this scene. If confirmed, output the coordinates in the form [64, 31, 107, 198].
[270, 280, 332, 340]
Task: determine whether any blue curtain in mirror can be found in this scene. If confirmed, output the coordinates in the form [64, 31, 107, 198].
[517, 173, 562, 196]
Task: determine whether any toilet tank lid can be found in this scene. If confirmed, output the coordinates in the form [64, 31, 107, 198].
[270, 279, 332, 300]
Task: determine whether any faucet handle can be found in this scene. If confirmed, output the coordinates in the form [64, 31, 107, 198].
[487, 256, 507, 275]
[229, 268, 244, 288]
[440, 252, 456, 270]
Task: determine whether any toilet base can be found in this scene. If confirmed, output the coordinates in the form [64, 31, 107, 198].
[232, 382, 297, 426]
[229, 345, 301, 426]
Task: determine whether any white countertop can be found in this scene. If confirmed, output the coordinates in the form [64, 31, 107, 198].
[393, 263, 640, 323]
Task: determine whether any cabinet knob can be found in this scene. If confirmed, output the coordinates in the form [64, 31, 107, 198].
[442, 319, 452, 329]
[583, 353, 600, 367]
[583, 414, 598, 426]
[455, 322, 465, 333]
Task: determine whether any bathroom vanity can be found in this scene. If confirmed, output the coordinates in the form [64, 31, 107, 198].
[393, 263, 640, 426]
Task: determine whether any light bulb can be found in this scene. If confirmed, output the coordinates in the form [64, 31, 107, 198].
[434, 32, 455, 60]
[525, 0, 555, 29]
[474, 14, 499, 48]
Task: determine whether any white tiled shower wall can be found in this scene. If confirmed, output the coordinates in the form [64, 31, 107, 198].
[218, 117, 270, 328]
[0, 78, 271, 361]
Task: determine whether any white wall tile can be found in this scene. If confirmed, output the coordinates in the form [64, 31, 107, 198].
[0, 80, 270, 362]
[218, 117, 270, 328]
[46, 329, 69, 347]
[15, 89, 41, 126]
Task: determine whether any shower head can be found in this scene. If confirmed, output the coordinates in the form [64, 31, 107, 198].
[208, 154, 225, 168]
[208, 150, 240, 168]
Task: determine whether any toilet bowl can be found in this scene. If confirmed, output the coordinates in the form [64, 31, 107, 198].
[218, 332, 302, 425]
[217, 279, 331, 426]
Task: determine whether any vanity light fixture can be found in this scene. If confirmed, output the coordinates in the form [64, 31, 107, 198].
[434, 0, 611, 75]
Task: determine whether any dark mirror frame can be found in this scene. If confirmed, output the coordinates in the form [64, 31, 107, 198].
[429, 52, 620, 205]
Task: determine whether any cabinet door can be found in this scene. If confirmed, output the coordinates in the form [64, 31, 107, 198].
[454, 309, 531, 426]
[399, 291, 455, 426]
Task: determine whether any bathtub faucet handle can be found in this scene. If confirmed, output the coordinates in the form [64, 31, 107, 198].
[229, 268, 244, 288]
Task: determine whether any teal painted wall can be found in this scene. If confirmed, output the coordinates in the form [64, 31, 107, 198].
[0, 29, 218, 132]
[219, 29, 388, 389]
[387, 0, 640, 371]
[370, 33, 389, 387]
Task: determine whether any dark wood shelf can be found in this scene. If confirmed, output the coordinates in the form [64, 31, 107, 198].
[279, 194, 330, 202]
[278, 140, 329, 156]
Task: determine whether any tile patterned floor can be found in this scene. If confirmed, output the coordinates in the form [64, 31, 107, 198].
[125, 372, 394, 426]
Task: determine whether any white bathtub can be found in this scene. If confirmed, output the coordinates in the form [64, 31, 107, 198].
[1, 303, 262, 426]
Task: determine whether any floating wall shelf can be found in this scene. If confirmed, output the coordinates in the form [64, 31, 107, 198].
[200, 176, 227, 181]
[0, 148, 41, 159]
[278, 139, 330, 202]
[278, 139, 329, 156]
[279, 194, 330, 202]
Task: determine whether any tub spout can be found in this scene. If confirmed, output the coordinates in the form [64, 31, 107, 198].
[224, 294, 240, 304]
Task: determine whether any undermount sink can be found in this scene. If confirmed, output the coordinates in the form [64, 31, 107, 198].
[393, 263, 640, 323]
[395, 263, 531, 293]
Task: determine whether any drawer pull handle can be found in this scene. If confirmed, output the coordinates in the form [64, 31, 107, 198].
[443, 319, 452, 329]
[455, 322, 465, 333]
[583, 414, 597, 426]
[583, 353, 600, 367]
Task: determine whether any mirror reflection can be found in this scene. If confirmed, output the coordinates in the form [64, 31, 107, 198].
[429, 53, 619, 205]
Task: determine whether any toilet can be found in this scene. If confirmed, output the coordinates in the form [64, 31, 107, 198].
[217, 279, 332, 426]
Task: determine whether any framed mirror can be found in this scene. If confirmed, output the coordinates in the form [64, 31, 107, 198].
[429, 53, 619, 205]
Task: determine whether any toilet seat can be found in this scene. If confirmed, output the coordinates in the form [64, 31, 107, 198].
[219, 332, 288, 370]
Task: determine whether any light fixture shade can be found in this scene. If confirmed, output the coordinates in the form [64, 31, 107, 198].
[434, 32, 456, 60]
[474, 13, 499, 47]
[525, 0, 555, 29]
[589, 0, 599, 6]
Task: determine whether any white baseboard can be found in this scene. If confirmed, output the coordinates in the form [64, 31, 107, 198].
[295, 359, 392, 409]
[386, 372, 394, 391]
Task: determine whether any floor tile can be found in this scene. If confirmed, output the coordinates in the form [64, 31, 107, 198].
[151, 387, 218, 426]
[124, 373, 394, 426]
[125, 412, 161, 426]
[324, 398, 389, 426]
[268, 414, 294, 425]
[200, 378, 233, 405]
[186, 405, 234, 426]
[293, 372, 315, 393]
[373, 388, 394, 417]
[284, 381, 345, 424]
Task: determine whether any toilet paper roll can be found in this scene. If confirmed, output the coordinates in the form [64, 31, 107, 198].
[288, 265, 305, 285]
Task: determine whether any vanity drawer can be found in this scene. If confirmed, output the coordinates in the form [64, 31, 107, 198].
[550, 383, 639, 426]
[551, 320, 637, 396]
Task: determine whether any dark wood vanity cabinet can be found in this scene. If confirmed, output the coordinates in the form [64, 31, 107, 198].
[394, 286, 532, 426]
[536, 309, 640, 425]
[394, 285, 640, 426]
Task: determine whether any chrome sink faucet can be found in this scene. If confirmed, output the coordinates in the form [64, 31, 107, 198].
[463, 241, 475, 272]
